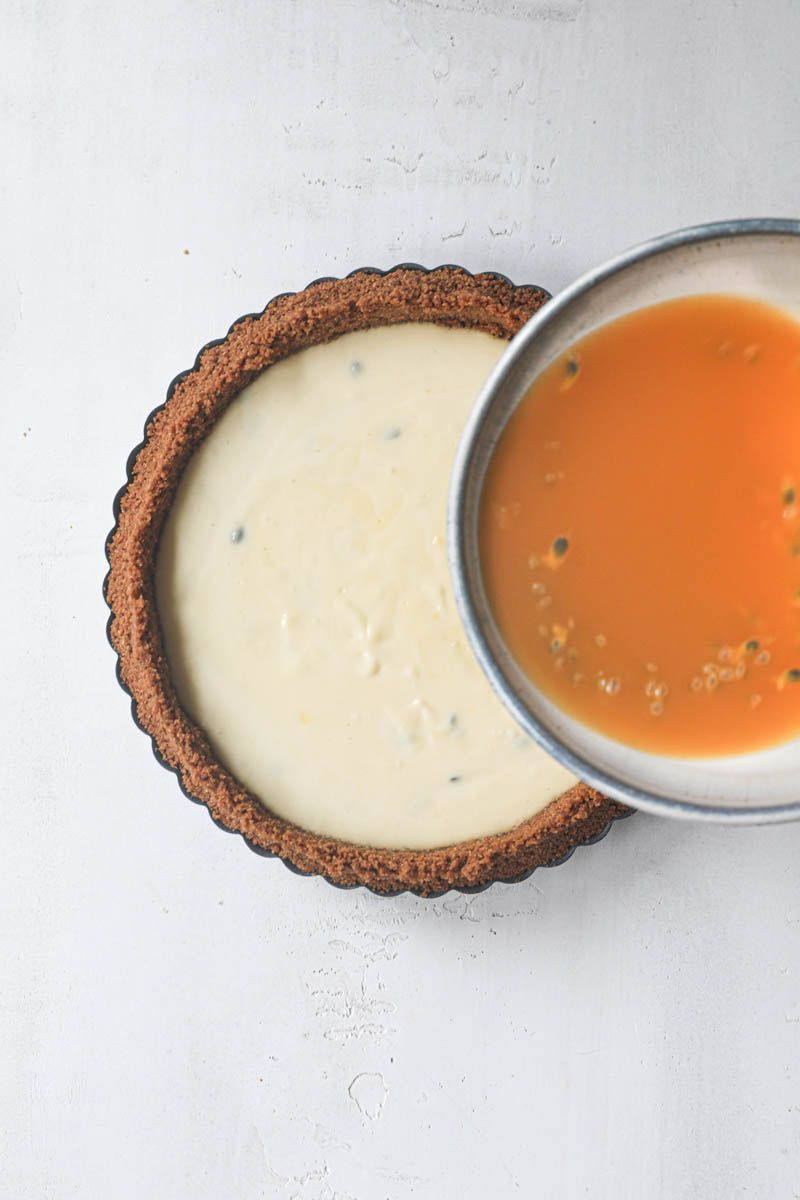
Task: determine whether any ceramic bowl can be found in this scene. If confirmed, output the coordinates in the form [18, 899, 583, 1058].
[448, 219, 800, 823]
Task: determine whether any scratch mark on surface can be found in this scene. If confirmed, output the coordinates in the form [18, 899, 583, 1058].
[707, 117, 740, 169]
[308, 1121, 352, 1153]
[297, 1165, 330, 1186]
[385, 152, 424, 174]
[454, 91, 484, 110]
[387, 0, 582, 21]
[328, 933, 407, 963]
[312, 982, 396, 1020]
[261, 1152, 347, 1199]
[489, 902, 543, 919]
[441, 222, 467, 241]
[376, 1166, 431, 1186]
[348, 1072, 388, 1120]
[17, 548, 92, 561]
[531, 160, 554, 184]
[302, 172, 365, 192]
[325, 1022, 388, 1043]
[488, 221, 521, 238]
[432, 54, 450, 80]
[441, 895, 481, 921]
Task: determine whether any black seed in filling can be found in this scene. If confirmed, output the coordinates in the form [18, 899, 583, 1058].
[784, 487, 796, 505]
[745, 639, 759, 653]
[230, 526, 244, 544]
[565, 358, 580, 376]
[787, 669, 800, 683]
[553, 536, 568, 557]
[449, 775, 461, 783]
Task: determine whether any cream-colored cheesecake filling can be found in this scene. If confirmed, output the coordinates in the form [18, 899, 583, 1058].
[156, 322, 576, 849]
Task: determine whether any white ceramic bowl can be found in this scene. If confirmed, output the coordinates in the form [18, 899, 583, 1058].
[448, 219, 800, 823]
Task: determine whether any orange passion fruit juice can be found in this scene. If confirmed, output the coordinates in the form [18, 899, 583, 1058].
[479, 293, 800, 756]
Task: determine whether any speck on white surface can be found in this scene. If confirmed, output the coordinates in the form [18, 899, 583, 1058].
[3, 2, 800, 1197]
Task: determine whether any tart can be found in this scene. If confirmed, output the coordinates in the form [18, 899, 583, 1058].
[104, 265, 629, 896]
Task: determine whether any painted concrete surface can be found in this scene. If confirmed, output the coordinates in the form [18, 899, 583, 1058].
[4, 2, 800, 1196]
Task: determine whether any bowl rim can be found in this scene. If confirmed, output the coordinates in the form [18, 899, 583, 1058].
[448, 218, 800, 825]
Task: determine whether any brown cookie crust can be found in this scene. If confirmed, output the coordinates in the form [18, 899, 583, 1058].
[105, 266, 630, 896]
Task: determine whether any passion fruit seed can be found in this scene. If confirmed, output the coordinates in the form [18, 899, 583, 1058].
[553, 536, 569, 557]
[787, 669, 800, 683]
[596, 675, 620, 695]
[784, 487, 796, 505]
[745, 639, 759, 653]
[565, 358, 580, 377]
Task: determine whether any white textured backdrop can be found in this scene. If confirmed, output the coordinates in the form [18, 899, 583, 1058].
[4, 1, 800, 1197]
